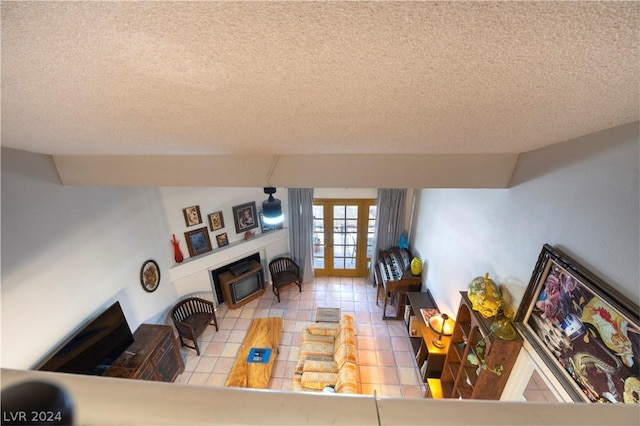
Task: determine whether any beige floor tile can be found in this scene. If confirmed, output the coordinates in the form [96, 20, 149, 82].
[401, 385, 424, 398]
[195, 356, 217, 373]
[228, 329, 247, 343]
[187, 372, 210, 386]
[376, 351, 396, 367]
[202, 341, 225, 357]
[397, 367, 420, 386]
[206, 373, 228, 387]
[378, 367, 399, 385]
[380, 385, 403, 398]
[213, 357, 234, 373]
[220, 342, 241, 357]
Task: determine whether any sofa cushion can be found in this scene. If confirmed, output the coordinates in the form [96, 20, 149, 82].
[299, 339, 335, 359]
[301, 371, 339, 390]
[302, 329, 335, 343]
[307, 322, 339, 336]
[335, 361, 360, 394]
[296, 334, 335, 374]
[303, 359, 339, 373]
[333, 321, 357, 369]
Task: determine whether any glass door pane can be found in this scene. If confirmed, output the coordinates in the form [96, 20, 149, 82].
[333, 205, 358, 271]
[312, 204, 325, 271]
[366, 204, 377, 270]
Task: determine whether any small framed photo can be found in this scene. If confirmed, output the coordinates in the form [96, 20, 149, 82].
[208, 211, 225, 231]
[140, 259, 160, 293]
[184, 227, 212, 257]
[259, 212, 283, 233]
[215, 232, 229, 248]
[183, 205, 202, 227]
[232, 201, 258, 233]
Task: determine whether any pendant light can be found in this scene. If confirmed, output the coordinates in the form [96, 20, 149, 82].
[262, 187, 284, 224]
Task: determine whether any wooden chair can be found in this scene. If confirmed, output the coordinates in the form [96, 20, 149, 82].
[170, 297, 218, 355]
[269, 256, 302, 303]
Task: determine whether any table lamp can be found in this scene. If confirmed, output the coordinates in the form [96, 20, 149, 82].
[428, 313, 454, 348]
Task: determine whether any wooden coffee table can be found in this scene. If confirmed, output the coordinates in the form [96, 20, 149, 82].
[224, 317, 283, 389]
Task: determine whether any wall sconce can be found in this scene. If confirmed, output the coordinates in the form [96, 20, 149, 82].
[262, 187, 284, 225]
[429, 313, 454, 349]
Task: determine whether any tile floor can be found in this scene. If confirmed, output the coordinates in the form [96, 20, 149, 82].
[174, 276, 425, 398]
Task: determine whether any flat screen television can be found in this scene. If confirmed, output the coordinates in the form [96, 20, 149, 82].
[34, 301, 134, 376]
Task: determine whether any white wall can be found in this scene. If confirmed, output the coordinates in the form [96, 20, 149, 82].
[1, 149, 181, 369]
[409, 121, 639, 320]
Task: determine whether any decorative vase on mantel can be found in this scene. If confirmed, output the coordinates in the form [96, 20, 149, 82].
[171, 234, 184, 263]
[410, 257, 422, 276]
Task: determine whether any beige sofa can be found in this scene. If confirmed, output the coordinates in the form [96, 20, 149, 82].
[292, 314, 360, 394]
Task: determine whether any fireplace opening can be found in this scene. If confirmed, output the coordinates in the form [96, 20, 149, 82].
[210, 253, 261, 305]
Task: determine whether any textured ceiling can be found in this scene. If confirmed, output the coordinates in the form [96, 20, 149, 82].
[1, 1, 639, 158]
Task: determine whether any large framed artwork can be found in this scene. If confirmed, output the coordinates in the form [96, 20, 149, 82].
[232, 201, 258, 234]
[514, 244, 640, 404]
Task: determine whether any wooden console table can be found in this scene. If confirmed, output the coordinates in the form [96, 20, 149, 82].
[225, 317, 283, 389]
[104, 324, 184, 382]
[406, 291, 450, 397]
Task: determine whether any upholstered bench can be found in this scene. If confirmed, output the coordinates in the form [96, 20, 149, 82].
[292, 314, 360, 394]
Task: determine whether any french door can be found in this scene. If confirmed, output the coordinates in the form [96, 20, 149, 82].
[312, 199, 376, 277]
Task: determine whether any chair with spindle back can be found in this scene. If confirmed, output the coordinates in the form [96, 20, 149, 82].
[170, 297, 218, 355]
[268, 256, 302, 303]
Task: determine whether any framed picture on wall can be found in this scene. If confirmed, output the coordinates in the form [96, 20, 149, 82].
[183, 205, 202, 227]
[208, 211, 225, 231]
[232, 201, 258, 233]
[259, 212, 282, 233]
[140, 259, 160, 293]
[215, 232, 229, 248]
[514, 244, 640, 403]
[184, 227, 212, 257]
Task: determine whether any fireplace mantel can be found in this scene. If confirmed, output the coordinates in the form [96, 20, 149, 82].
[168, 229, 288, 283]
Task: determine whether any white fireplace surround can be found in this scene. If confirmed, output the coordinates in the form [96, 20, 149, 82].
[168, 229, 289, 304]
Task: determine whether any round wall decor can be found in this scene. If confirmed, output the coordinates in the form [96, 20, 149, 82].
[140, 259, 160, 292]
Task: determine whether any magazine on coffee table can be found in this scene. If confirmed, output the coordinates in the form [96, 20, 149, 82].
[247, 347, 272, 364]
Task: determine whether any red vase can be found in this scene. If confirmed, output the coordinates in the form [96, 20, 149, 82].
[171, 234, 184, 263]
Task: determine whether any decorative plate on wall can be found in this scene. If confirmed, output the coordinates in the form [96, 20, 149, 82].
[140, 259, 160, 292]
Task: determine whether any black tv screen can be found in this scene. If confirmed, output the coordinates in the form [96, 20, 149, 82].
[34, 301, 134, 376]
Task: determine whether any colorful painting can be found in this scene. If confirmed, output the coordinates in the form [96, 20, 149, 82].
[515, 244, 640, 404]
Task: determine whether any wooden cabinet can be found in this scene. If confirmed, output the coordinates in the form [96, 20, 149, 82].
[406, 291, 449, 393]
[439, 291, 523, 400]
[104, 324, 184, 382]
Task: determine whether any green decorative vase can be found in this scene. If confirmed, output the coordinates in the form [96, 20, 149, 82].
[410, 257, 422, 276]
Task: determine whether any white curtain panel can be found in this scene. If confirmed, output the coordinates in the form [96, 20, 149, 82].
[369, 188, 407, 284]
[287, 188, 315, 283]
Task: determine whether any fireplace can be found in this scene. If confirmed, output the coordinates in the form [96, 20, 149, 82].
[211, 253, 262, 306]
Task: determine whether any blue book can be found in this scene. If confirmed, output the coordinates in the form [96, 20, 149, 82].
[247, 347, 272, 364]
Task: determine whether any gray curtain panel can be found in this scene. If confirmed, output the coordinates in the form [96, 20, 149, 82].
[368, 188, 407, 284]
[287, 188, 315, 283]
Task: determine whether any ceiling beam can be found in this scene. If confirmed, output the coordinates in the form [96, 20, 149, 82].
[53, 153, 518, 188]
